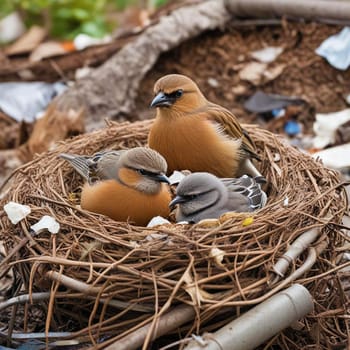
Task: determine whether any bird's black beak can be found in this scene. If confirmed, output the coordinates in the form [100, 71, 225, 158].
[150, 92, 174, 108]
[169, 195, 187, 210]
[150, 173, 170, 184]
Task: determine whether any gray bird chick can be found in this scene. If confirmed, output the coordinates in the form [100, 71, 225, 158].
[170, 172, 267, 223]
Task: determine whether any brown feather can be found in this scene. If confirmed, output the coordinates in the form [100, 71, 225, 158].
[149, 75, 261, 178]
[81, 180, 171, 226]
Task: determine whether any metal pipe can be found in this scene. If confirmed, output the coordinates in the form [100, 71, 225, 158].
[184, 284, 313, 350]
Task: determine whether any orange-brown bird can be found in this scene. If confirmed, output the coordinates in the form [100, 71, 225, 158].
[148, 74, 262, 178]
[60, 147, 171, 226]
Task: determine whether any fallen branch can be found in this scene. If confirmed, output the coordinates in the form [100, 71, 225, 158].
[54, 0, 230, 125]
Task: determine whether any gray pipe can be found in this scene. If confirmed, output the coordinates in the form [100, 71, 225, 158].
[184, 284, 313, 350]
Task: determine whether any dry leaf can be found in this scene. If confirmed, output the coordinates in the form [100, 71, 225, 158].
[210, 247, 225, 267]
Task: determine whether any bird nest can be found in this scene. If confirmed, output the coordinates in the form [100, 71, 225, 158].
[0, 119, 348, 349]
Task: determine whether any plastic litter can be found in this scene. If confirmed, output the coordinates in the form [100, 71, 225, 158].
[30, 215, 60, 234]
[284, 120, 302, 136]
[239, 62, 267, 85]
[73, 33, 112, 51]
[271, 108, 285, 118]
[250, 46, 283, 63]
[169, 170, 186, 185]
[313, 143, 350, 170]
[313, 109, 350, 148]
[315, 27, 350, 70]
[0, 82, 67, 123]
[147, 216, 171, 227]
[4, 201, 31, 224]
[239, 63, 285, 85]
[244, 91, 304, 113]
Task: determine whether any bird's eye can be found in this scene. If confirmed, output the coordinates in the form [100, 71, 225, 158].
[138, 169, 157, 177]
[175, 89, 183, 98]
[185, 194, 197, 200]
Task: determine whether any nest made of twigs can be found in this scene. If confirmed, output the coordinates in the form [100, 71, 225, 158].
[0, 119, 348, 349]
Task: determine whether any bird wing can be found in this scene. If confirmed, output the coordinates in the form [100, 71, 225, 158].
[89, 150, 124, 180]
[222, 175, 267, 210]
[60, 150, 124, 183]
[202, 102, 260, 161]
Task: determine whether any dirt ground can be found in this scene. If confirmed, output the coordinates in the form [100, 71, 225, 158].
[0, 17, 350, 350]
[136, 21, 350, 132]
[1, 21, 350, 156]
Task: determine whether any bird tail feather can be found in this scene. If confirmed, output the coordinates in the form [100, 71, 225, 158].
[59, 153, 90, 181]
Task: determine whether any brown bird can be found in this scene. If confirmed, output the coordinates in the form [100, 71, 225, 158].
[60, 147, 171, 226]
[170, 172, 267, 223]
[148, 74, 262, 178]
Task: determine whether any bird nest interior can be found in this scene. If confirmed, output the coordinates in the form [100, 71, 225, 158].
[0, 118, 348, 349]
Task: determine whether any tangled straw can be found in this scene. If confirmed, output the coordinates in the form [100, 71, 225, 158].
[0, 119, 348, 349]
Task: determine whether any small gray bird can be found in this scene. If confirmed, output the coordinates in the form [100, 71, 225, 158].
[169, 172, 267, 223]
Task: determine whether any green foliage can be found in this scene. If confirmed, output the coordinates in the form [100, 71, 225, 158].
[0, 0, 168, 40]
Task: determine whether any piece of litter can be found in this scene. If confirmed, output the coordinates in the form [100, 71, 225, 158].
[283, 197, 289, 207]
[210, 247, 225, 265]
[146, 233, 168, 241]
[263, 64, 286, 82]
[191, 334, 208, 346]
[129, 241, 140, 248]
[343, 252, 350, 261]
[74, 33, 112, 51]
[273, 153, 281, 162]
[271, 108, 285, 118]
[207, 77, 219, 88]
[315, 27, 350, 70]
[239, 62, 267, 85]
[176, 221, 189, 225]
[242, 217, 254, 226]
[313, 143, 350, 170]
[244, 91, 304, 113]
[30, 215, 60, 234]
[147, 216, 171, 227]
[313, 109, 350, 148]
[169, 170, 186, 185]
[284, 120, 301, 136]
[0, 82, 67, 123]
[4, 202, 31, 224]
[251, 46, 283, 63]
[346, 94, 350, 105]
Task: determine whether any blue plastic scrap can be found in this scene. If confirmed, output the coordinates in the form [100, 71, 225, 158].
[284, 120, 301, 136]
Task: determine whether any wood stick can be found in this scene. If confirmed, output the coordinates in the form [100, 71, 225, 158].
[105, 304, 195, 350]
